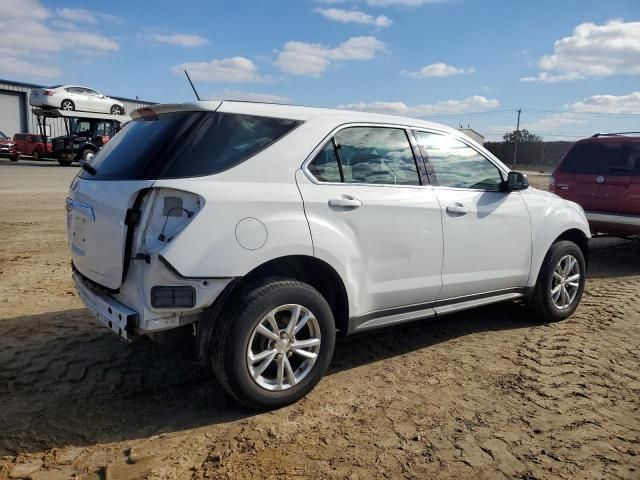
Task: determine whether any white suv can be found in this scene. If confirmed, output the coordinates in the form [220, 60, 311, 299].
[66, 101, 590, 409]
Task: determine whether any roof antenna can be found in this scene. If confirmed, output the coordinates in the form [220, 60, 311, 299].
[184, 70, 201, 101]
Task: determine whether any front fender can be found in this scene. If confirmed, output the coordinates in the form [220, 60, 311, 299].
[523, 188, 591, 287]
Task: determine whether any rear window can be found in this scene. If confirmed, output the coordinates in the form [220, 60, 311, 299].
[80, 111, 300, 180]
[559, 142, 640, 175]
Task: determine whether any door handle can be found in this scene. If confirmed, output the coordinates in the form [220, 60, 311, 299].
[328, 196, 362, 209]
[446, 203, 469, 216]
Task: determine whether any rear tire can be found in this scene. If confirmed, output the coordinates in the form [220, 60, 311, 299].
[529, 240, 586, 322]
[210, 278, 336, 410]
[110, 105, 124, 115]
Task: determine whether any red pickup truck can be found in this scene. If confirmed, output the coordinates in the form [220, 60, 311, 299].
[13, 133, 52, 161]
[550, 133, 640, 236]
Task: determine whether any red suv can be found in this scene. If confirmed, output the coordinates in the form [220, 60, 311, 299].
[13, 133, 52, 161]
[551, 133, 640, 236]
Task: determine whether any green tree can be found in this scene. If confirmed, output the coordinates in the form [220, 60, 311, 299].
[503, 129, 543, 143]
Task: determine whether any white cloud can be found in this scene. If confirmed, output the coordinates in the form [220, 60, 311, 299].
[406, 62, 474, 78]
[366, 0, 447, 6]
[171, 57, 269, 83]
[314, 7, 392, 27]
[0, 57, 61, 79]
[522, 113, 587, 131]
[145, 33, 209, 47]
[520, 72, 585, 83]
[337, 101, 410, 115]
[0, 0, 120, 80]
[319, 0, 449, 6]
[214, 90, 292, 103]
[275, 36, 387, 76]
[528, 20, 640, 81]
[567, 91, 640, 114]
[338, 95, 500, 117]
[55, 7, 122, 25]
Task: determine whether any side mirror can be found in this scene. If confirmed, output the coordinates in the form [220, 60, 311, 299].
[504, 171, 529, 191]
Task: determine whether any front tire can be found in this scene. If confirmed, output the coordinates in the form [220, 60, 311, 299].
[61, 99, 75, 111]
[211, 279, 336, 410]
[81, 149, 96, 162]
[529, 240, 586, 322]
[32, 150, 40, 161]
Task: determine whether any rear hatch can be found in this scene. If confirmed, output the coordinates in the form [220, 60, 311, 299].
[67, 101, 301, 289]
[553, 139, 640, 215]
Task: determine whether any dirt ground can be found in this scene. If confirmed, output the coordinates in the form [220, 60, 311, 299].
[0, 161, 639, 480]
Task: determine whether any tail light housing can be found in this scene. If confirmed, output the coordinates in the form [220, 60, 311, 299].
[43, 90, 54, 96]
[549, 175, 555, 192]
[134, 188, 204, 255]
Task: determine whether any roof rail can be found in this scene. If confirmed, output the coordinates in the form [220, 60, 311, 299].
[591, 131, 640, 138]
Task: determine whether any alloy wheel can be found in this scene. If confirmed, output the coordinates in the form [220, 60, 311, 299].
[247, 304, 321, 391]
[550, 254, 581, 310]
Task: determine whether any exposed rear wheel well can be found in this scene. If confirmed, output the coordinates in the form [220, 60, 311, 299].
[240, 255, 349, 335]
[554, 229, 589, 268]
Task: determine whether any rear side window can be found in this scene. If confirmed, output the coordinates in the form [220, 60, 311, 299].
[559, 142, 640, 175]
[80, 112, 300, 180]
[308, 142, 342, 182]
[307, 126, 421, 186]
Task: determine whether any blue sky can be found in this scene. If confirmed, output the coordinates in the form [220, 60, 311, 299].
[1, 0, 639, 140]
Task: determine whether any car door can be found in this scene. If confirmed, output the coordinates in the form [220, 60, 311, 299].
[65, 87, 87, 110]
[82, 88, 104, 112]
[414, 130, 532, 300]
[296, 125, 443, 324]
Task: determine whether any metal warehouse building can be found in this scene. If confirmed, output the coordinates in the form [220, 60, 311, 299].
[0, 78, 154, 138]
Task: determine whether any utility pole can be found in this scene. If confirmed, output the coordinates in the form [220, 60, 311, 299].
[512, 108, 521, 168]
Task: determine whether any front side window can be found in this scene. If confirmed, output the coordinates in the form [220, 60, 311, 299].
[416, 132, 503, 190]
[307, 126, 420, 186]
[71, 119, 92, 135]
[80, 111, 300, 180]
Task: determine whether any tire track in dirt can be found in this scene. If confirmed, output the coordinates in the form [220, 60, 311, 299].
[507, 278, 640, 479]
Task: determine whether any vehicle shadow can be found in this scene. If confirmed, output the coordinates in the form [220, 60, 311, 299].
[0, 303, 537, 456]
[587, 237, 640, 279]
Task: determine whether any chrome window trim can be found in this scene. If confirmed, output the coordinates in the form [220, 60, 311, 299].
[301, 122, 441, 189]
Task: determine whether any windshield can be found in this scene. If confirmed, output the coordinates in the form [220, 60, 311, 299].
[80, 111, 301, 180]
[560, 142, 640, 175]
[0, 130, 7, 139]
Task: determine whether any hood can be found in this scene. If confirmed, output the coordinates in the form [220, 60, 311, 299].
[0, 137, 14, 145]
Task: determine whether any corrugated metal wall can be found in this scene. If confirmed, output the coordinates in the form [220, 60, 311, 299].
[0, 79, 155, 138]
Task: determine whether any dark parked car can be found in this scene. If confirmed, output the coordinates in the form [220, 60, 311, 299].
[53, 118, 120, 166]
[550, 133, 640, 236]
[13, 133, 52, 161]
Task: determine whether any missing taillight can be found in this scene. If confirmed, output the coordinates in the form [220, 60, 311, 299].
[134, 188, 203, 251]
